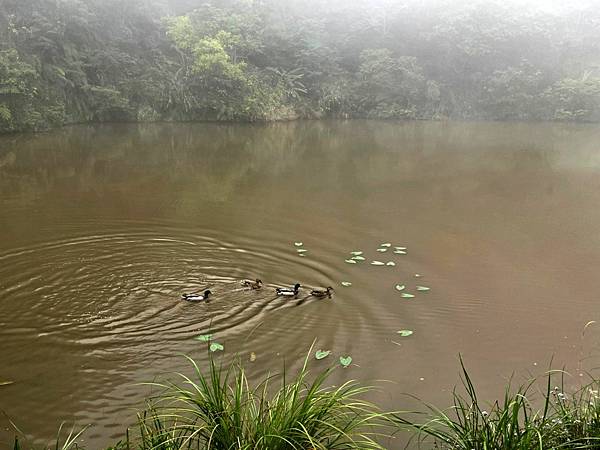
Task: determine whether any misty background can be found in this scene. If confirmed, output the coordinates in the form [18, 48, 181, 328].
[1, 0, 599, 133]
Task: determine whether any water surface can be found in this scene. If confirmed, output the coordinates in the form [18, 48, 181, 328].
[2, 121, 600, 448]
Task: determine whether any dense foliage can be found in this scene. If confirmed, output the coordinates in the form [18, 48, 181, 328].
[1, 0, 600, 132]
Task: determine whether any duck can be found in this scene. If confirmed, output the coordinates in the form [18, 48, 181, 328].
[242, 279, 263, 290]
[181, 290, 212, 302]
[275, 283, 301, 297]
[310, 286, 334, 298]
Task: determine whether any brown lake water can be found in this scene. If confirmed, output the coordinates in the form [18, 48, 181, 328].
[2, 120, 600, 448]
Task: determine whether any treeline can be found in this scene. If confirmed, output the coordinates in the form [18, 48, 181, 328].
[1, 0, 600, 133]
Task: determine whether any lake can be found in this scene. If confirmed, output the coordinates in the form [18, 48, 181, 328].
[2, 120, 600, 448]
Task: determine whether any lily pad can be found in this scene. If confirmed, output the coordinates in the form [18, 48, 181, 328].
[401, 293, 415, 298]
[395, 284, 406, 291]
[351, 255, 365, 261]
[376, 248, 388, 252]
[195, 334, 213, 342]
[294, 242, 303, 247]
[210, 342, 224, 352]
[416, 286, 430, 291]
[0, 381, 14, 386]
[380, 243, 392, 247]
[371, 261, 385, 266]
[315, 350, 331, 360]
[386, 261, 396, 266]
[341, 281, 352, 287]
[345, 259, 357, 264]
[397, 330, 414, 337]
[339, 356, 353, 367]
[350, 251, 363, 256]
[394, 250, 407, 255]
[297, 249, 308, 253]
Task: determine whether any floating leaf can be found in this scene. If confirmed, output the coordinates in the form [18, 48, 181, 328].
[386, 261, 396, 266]
[380, 243, 392, 247]
[339, 356, 353, 367]
[394, 250, 407, 254]
[195, 334, 213, 342]
[345, 259, 357, 264]
[397, 330, 413, 337]
[417, 286, 430, 291]
[341, 281, 352, 287]
[0, 381, 14, 386]
[350, 251, 363, 256]
[351, 255, 365, 261]
[250, 352, 256, 362]
[376, 248, 388, 252]
[297, 249, 308, 253]
[315, 350, 331, 360]
[210, 342, 224, 352]
[401, 293, 415, 298]
[371, 261, 385, 266]
[395, 284, 406, 291]
[294, 242, 303, 247]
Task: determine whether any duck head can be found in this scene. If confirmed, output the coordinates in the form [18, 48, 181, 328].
[294, 283, 301, 292]
[204, 290, 212, 298]
[256, 279, 263, 285]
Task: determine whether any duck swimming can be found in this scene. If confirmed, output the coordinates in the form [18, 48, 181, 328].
[310, 286, 334, 298]
[181, 290, 212, 302]
[242, 279, 263, 290]
[276, 283, 301, 297]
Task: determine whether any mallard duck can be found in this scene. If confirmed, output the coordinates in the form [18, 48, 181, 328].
[242, 279, 263, 290]
[181, 290, 212, 302]
[275, 283, 300, 296]
[310, 286, 334, 298]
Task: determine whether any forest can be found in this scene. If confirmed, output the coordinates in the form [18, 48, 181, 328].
[1, 0, 600, 133]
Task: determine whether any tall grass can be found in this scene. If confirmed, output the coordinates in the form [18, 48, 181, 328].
[109, 352, 390, 450]
[394, 357, 600, 449]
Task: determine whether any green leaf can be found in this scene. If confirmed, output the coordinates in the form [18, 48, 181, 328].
[397, 330, 413, 337]
[294, 242, 303, 247]
[395, 284, 406, 291]
[341, 281, 352, 287]
[210, 342, 224, 352]
[417, 286, 430, 291]
[345, 259, 357, 264]
[371, 261, 385, 266]
[339, 356, 353, 367]
[376, 248, 388, 252]
[350, 251, 363, 255]
[380, 243, 392, 247]
[386, 261, 396, 266]
[195, 334, 213, 342]
[401, 293, 415, 298]
[351, 255, 365, 261]
[315, 350, 331, 360]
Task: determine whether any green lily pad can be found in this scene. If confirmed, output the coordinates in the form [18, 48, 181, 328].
[380, 243, 392, 247]
[351, 255, 365, 261]
[294, 242, 303, 247]
[0, 381, 14, 386]
[401, 293, 415, 298]
[210, 342, 224, 352]
[350, 251, 363, 256]
[417, 286, 430, 291]
[297, 249, 308, 253]
[341, 281, 352, 287]
[386, 261, 396, 266]
[315, 350, 331, 360]
[345, 259, 357, 264]
[376, 248, 388, 252]
[394, 250, 407, 254]
[395, 284, 406, 291]
[371, 261, 385, 266]
[195, 334, 213, 342]
[339, 356, 353, 367]
[397, 330, 413, 337]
